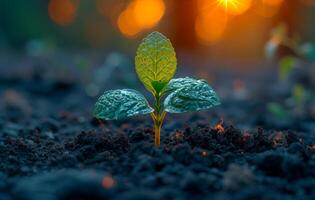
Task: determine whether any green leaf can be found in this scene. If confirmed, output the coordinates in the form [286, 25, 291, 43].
[278, 56, 297, 80]
[165, 77, 207, 92]
[135, 32, 177, 94]
[151, 80, 168, 95]
[164, 79, 220, 113]
[94, 89, 154, 120]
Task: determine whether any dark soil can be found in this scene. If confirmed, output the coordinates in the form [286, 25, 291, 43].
[0, 64, 315, 200]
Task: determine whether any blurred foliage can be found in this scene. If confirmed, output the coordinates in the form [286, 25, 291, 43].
[292, 84, 310, 106]
[278, 56, 297, 80]
[0, 0, 121, 48]
[266, 23, 315, 118]
[267, 102, 288, 118]
[0, 0, 315, 63]
[266, 23, 315, 61]
[0, 0, 50, 47]
[300, 43, 315, 60]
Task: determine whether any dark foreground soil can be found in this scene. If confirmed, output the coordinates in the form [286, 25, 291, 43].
[0, 65, 315, 200]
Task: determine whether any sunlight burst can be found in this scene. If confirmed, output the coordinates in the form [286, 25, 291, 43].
[216, 0, 252, 15]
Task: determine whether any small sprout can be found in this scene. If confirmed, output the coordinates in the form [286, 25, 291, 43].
[266, 23, 315, 62]
[94, 32, 220, 146]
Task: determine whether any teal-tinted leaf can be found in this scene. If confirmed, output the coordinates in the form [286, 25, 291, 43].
[164, 80, 220, 113]
[94, 89, 154, 120]
[135, 32, 177, 94]
[278, 56, 297, 80]
[300, 43, 315, 61]
[165, 77, 207, 92]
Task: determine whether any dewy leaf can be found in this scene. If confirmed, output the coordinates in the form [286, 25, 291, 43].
[164, 79, 220, 113]
[94, 89, 154, 120]
[165, 77, 207, 92]
[135, 32, 177, 94]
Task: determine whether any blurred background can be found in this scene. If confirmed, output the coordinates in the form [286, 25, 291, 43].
[0, 0, 315, 131]
[0, 0, 315, 97]
[1, 0, 315, 57]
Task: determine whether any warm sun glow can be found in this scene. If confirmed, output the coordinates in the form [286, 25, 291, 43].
[252, 0, 284, 17]
[117, 0, 165, 37]
[117, 8, 142, 37]
[216, 0, 252, 15]
[195, 5, 228, 45]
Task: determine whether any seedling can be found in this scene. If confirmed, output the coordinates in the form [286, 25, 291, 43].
[265, 24, 315, 80]
[265, 24, 314, 117]
[94, 32, 220, 146]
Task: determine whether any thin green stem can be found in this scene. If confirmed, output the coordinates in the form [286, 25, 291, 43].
[151, 92, 166, 147]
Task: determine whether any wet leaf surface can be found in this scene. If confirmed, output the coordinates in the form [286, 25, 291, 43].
[164, 79, 220, 113]
[94, 89, 153, 120]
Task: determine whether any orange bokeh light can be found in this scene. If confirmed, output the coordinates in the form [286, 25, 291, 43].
[117, 0, 165, 37]
[133, 0, 165, 28]
[216, 0, 252, 15]
[195, 8, 228, 45]
[48, 0, 79, 26]
[117, 8, 142, 37]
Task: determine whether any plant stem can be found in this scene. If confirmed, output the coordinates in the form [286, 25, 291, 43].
[151, 93, 166, 147]
[154, 121, 162, 146]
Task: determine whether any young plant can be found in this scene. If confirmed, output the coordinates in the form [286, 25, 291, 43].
[93, 32, 220, 146]
[265, 24, 315, 80]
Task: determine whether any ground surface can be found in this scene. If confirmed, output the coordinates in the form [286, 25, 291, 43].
[0, 61, 315, 200]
